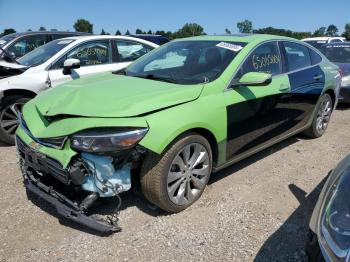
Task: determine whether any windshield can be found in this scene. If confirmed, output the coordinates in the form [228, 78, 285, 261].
[304, 40, 327, 50]
[17, 39, 75, 67]
[0, 34, 17, 46]
[320, 44, 350, 63]
[125, 40, 246, 84]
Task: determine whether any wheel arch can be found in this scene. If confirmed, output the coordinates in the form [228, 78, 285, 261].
[2, 89, 37, 99]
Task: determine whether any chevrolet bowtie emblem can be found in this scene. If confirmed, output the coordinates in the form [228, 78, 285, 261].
[29, 141, 42, 150]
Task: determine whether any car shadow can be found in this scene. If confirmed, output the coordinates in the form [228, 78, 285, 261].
[209, 136, 299, 185]
[25, 136, 303, 236]
[253, 175, 329, 261]
[0, 141, 10, 147]
[336, 103, 350, 111]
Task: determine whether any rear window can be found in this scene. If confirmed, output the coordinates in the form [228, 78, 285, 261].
[304, 40, 327, 50]
[320, 45, 350, 63]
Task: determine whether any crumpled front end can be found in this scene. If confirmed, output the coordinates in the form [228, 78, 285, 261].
[15, 106, 149, 234]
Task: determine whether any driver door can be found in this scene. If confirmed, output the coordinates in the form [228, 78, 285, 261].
[48, 40, 120, 87]
[224, 41, 293, 160]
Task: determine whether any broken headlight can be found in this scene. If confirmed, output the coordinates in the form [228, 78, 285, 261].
[70, 128, 148, 153]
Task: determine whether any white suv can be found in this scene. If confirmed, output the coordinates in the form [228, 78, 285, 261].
[0, 35, 158, 144]
[302, 37, 346, 49]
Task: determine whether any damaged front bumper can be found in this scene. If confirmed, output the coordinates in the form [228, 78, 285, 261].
[15, 131, 145, 234]
[23, 170, 121, 234]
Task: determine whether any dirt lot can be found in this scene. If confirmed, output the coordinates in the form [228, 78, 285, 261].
[0, 107, 349, 262]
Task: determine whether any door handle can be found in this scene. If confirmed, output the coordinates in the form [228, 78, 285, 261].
[279, 84, 290, 92]
[314, 74, 323, 81]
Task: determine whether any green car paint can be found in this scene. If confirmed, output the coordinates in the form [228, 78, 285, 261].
[17, 35, 336, 167]
[17, 34, 340, 178]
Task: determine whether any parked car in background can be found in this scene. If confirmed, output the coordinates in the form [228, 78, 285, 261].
[307, 154, 350, 262]
[319, 42, 350, 103]
[0, 31, 90, 60]
[302, 37, 346, 50]
[131, 34, 170, 45]
[0, 35, 158, 144]
[15, 35, 340, 233]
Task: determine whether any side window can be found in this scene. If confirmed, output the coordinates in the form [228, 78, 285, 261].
[309, 48, 322, 65]
[115, 40, 153, 62]
[7, 35, 47, 58]
[283, 42, 311, 71]
[238, 42, 282, 77]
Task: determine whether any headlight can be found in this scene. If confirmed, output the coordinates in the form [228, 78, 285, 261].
[70, 128, 148, 153]
[319, 164, 350, 260]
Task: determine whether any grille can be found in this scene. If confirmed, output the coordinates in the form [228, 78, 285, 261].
[16, 136, 70, 185]
[19, 113, 67, 149]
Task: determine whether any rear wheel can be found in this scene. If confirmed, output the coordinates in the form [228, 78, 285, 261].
[302, 93, 333, 138]
[0, 95, 31, 145]
[141, 133, 212, 212]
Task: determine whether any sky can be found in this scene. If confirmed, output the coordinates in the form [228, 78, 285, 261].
[0, 0, 349, 35]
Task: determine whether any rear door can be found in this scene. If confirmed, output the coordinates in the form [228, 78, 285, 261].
[280, 41, 325, 131]
[48, 39, 116, 87]
[224, 41, 293, 160]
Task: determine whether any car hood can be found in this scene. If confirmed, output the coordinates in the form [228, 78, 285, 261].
[35, 72, 204, 118]
[335, 63, 350, 76]
[0, 60, 28, 79]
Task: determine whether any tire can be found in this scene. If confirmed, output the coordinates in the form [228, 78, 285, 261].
[141, 133, 212, 213]
[306, 231, 324, 262]
[0, 95, 31, 145]
[302, 93, 333, 138]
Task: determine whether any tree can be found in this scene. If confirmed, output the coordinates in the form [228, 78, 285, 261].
[147, 30, 152, 34]
[50, 29, 58, 31]
[342, 23, 350, 40]
[252, 27, 311, 39]
[73, 19, 93, 33]
[27, 29, 32, 31]
[1, 28, 16, 36]
[174, 23, 205, 38]
[39, 26, 46, 31]
[326, 24, 338, 36]
[115, 30, 121, 35]
[237, 20, 253, 33]
[135, 28, 143, 34]
[312, 27, 326, 37]
[101, 29, 106, 35]
[225, 28, 231, 34]
[125, 30, 130, 35]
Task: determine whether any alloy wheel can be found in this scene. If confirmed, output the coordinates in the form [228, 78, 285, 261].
[315, 96, 332, 135]
[167, 143, 210, 206]
[0, 103, 23, 136]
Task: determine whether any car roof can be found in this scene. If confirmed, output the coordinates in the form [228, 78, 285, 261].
[174, 34, 296, 43]
[4, 31, 90, 38]
[55, 35, 160, 48]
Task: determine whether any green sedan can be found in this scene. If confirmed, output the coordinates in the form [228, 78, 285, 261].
[16, 34, 341, 233]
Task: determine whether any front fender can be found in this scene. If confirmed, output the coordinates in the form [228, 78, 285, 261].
[139, 93, 227, 160]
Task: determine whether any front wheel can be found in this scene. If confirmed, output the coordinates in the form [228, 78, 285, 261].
[302, 93, 333, 138]
[141, 133, 212, 212]
[0, 95, 31, 145]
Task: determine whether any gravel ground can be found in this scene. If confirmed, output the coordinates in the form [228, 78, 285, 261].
[0, 107, 349, 262]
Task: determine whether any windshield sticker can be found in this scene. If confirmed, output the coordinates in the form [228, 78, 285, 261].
[57, 40, 73, 45]
[216, 42, 243, 52]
